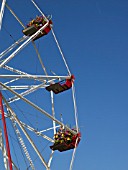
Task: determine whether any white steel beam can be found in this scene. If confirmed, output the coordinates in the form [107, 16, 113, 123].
[47, 91, 56, 168]
[72, 84, 79, 132]
[51, 91, 56, 134]
[39, 125, 60, 133]
[0, 36, 27, 59]
[0, 75, 70, 80]
[31, 0, 49, 22]
[51, 29, 71, 76]
[2, 85, 46, 90]
[20, 121, 54, 143]
[69, 138, 78, 170]
[0, 0, 6, 30]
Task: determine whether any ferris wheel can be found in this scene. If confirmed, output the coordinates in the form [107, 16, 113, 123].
[0, 1, 81, 170]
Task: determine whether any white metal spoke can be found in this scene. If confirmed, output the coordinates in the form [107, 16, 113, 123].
[2, 85, 46, 90]
[3, 64, 33, 76]
[4, 78, 20, 86]
[69, 147, 77, 170]
[51, 29, 71, 76]
[0, 0, 6, 30]
[48, 150, 54, 168]
[32, 42, 49, 77]
[39, 125, 60, 133]
[20, 121, 54, 143]
[5, 3, 25, 28]
[69, 138, 78, 170]
[72, 84, 79, 132]
[0, 36, 27, 60]
[0, 74, 69, 80]
[31, 0, 49, 22]
[47, 91, 56, 167]
[51, 91, 56, 135]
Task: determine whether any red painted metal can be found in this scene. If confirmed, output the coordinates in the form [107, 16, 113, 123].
[0, 92, 13, 170]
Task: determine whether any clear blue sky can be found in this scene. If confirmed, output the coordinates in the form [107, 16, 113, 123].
[0, 0, 128, 170]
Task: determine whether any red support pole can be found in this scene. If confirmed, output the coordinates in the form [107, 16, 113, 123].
[0, 92, 13, 170]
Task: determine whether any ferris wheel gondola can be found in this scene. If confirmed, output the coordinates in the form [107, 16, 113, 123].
[22, 15, 53, 41]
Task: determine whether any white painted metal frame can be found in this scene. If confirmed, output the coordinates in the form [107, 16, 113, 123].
[0, 75, 70, 80]
[0, 0, 80, 169]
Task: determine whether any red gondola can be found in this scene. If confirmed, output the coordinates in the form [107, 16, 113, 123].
[46, 75, 75, 94]
[22, 15, 53, 40]
[50, 131, 81, 152]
